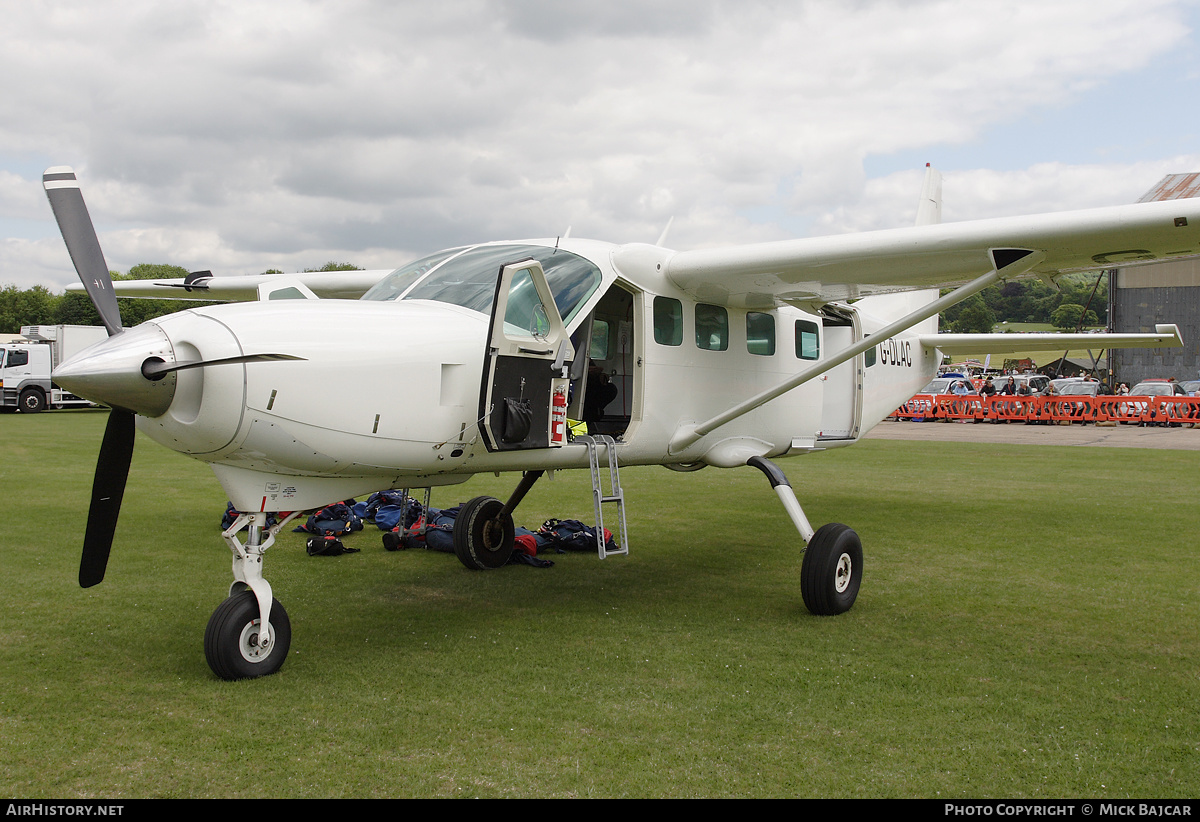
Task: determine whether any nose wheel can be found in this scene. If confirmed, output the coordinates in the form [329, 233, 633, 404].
[207, 510, 301, 679]
[204, 590, 292, 680]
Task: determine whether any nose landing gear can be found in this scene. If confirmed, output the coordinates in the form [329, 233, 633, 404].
[206, 510, 302, 680]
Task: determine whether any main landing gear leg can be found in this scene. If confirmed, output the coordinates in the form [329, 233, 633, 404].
[205, 510, 301, 680]
[747, 456, 862, 616]
[454, 470, 545, 570]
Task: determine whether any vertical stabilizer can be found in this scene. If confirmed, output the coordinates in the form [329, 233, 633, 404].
[915, 163, 942, 226]
[856, 164, 944, 329]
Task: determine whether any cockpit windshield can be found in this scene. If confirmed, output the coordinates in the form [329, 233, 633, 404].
[361, 243, 603, 326]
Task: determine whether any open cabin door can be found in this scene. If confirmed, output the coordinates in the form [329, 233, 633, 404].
[479, 259, 575, 452]
[818, 306, 864, 441]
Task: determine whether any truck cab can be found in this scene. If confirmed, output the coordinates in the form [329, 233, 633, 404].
[0, 344, 53, 412]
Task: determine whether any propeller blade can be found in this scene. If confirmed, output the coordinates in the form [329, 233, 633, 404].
[140, 353, 306, 381]
[80, 409, 136, 588]
[43, 167, 123, 337]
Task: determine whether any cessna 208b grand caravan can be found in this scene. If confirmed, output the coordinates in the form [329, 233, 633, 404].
[43, 165, 1194, 680]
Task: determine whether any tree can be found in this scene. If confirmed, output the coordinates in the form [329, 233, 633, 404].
[304, 262, 363, 272]
[0, 284, 58, 333]
[950, 299, 996, 334]
[1050, 303, 1098, 330]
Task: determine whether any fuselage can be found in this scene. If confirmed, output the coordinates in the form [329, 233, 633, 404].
[55, 237, 940, 512]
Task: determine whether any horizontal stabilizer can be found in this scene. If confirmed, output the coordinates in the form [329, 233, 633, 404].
[921, 324, 1183, 355]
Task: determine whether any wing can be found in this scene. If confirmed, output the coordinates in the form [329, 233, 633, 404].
[663, 198, 1200, 306]
[66, 269, 395, 301]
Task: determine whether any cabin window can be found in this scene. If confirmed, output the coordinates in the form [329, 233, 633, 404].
[5, 349, 28, 367]
[695, 304, 728, 351]
[864, 335, 876, 367]
[746, 312, 775, 356]
[795, 320, 819, 360]
[502, 266, 551, 340]
[590, 319, 611, 359]
[653, 297, 683, 346]
[267, 287, 307, 300]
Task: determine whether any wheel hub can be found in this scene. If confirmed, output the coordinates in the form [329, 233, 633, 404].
[834, 552, 853, 593]
[239, 619, 272, 662]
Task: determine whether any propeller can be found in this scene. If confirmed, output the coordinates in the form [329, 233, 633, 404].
[44, 167, 307, 587]
[43, 167, 132, 587]
[80, 408, 135, 588]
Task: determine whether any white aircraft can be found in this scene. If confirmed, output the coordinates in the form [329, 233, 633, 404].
[43, 165, 1195, 680]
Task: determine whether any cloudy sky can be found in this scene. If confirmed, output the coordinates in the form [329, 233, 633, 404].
[3, 0, 1199, 292]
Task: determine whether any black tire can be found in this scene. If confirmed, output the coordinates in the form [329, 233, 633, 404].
[801, 523, 862, 616]
[204, 590, 291, 680]
[453, 495, 515, 570]
[18, 389, 45, 414]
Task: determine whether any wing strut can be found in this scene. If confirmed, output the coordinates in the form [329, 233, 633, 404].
[668, 252, 1045, 454]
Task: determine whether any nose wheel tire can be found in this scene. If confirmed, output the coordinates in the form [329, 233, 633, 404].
[800, 523, 862, 615]
[204, 590, 291, 680]
[453, 495, 515, 570]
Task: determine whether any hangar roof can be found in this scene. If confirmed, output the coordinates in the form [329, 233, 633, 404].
[1138, 173, 1200, 203]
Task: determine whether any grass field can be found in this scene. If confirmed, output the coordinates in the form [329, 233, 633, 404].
[2, 410, 1197, 798]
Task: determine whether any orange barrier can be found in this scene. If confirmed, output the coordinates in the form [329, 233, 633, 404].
[1094, 397, 1150, 424]
[934, 395, 985, 421]
[892, 394, 1200, 426]
[893, 394, 938, 421]
[1150, 395, 1200, 424]
[1038, 396, 1098, 423]
[986, 396, 1040, 422]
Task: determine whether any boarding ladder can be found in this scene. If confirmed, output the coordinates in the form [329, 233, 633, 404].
[577, 434, 629, 558]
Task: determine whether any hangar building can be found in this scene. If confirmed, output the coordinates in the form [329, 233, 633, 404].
[1108, 173, 1200, 387]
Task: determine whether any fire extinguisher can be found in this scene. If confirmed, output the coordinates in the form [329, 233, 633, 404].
[551, 385, 567, 445]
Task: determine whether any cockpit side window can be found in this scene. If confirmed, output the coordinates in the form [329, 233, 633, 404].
[360, 247, 467, 302]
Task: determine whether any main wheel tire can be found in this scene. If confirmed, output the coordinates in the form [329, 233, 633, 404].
[800, 523, 862, 616]
[453, 495, 515, 570]
[18, 389, 45, 413]
[204, 590, 291, 680]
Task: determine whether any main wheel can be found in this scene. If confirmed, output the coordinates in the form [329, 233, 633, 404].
[18, 389, 45, 413]
[204, 590, 291, 680]
[453, 495, 515, 570]
[800, 523, 862, 615]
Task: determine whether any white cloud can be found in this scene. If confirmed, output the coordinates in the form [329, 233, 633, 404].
[0, 0, 1196, 291]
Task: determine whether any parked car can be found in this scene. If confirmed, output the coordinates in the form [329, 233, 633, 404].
[1180, 380, 1200, 396]
[1057, 381, 1101, 396]
[1128, 379, 1177, 397]
[919, 377, 977, 395]
[991, 374, 1050, 395]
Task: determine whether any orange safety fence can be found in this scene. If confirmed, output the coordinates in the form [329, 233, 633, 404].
[892, 394, 1200, 425]
[892, 395, 939, 420]
[986, 396, 1040, 422]
[934, 395, 986, 421]
[1149, 395, 1200, 424]
[1094, 396, 1151, 424]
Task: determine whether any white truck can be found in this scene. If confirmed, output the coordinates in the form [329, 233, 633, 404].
[1, 324, 110, 413]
